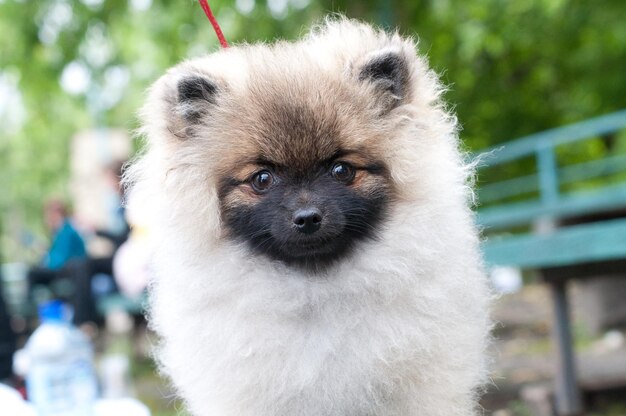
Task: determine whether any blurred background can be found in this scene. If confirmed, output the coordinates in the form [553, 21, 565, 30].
[1, 1, 625, 415]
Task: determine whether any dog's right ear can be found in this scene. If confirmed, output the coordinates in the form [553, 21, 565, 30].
[177, 75, 218, 118]
[161, 72, 221, 140]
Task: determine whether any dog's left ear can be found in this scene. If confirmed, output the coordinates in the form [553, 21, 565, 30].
[356, 48, 411, 112]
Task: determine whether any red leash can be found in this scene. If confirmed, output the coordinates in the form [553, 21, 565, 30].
[197, 0, 229, 48]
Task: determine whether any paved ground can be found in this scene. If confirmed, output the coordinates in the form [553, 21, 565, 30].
[484, 283, 626, 415]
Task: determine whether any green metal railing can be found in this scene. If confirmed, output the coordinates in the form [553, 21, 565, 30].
[477, 109, 626, 268]
[477, 109, 626, 231]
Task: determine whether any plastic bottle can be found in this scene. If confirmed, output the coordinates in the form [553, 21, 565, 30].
[24, 300, 98, 416]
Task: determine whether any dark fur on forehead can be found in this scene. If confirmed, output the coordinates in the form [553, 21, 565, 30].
[244, 76, 343, 170]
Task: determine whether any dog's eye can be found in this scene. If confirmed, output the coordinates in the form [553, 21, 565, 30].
[331, 162, 355, 183]
[251, 170, 274, 193]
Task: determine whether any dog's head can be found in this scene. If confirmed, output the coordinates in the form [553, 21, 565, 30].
[136, 19, 456, 271]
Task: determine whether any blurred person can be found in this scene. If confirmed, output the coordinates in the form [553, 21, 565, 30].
[26, 199, 96, 325]
[27, 199, 87, 281]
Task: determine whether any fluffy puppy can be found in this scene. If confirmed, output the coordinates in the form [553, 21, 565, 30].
[127, 18, 491, 416]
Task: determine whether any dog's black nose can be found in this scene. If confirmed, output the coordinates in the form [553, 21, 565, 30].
[293, 208, 322, 234]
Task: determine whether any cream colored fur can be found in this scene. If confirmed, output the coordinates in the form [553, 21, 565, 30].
[127, 18, 491, 416]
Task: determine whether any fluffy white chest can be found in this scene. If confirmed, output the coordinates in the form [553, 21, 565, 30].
[150, 237, 485, 416]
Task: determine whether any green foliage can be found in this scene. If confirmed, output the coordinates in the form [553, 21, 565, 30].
[1, 0, 625, 261]
[326, 0, 626, 146]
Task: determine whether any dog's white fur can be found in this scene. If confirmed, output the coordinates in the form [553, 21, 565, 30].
[128, 18, 491, 416]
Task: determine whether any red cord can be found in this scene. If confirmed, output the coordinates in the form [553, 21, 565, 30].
[197, 0, 229, 48]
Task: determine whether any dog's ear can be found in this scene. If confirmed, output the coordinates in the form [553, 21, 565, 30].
[159, 72, 222, 140]
[176, 75, 219, 120]
[356, 49, 411, 112]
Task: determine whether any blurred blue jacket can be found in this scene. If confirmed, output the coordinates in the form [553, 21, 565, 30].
[43, 219, 87, 270]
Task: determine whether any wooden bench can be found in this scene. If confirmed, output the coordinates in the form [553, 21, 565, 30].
[476, 109, 626, 416]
